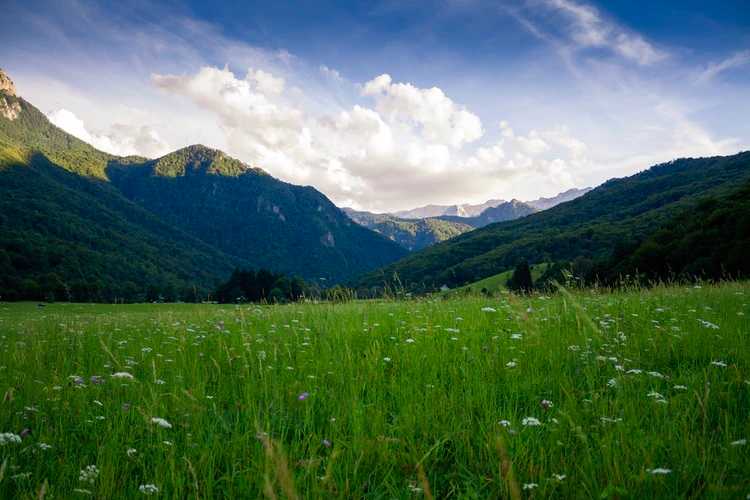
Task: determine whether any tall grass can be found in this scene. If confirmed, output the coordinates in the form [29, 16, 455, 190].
[0, 282, 748, 498]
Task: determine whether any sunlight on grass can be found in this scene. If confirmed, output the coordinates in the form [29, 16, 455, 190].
[0, 283, 748, 498]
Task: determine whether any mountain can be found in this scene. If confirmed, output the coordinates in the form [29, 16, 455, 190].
[354, 152, 750, 292]
[107, 146, 406, 281]
[526, 187, 593, 210]
[392, 199, 506, 218]
[0, 69, 406, 300]
[438, 199, 536, 228]
[342, 208, 473, 251]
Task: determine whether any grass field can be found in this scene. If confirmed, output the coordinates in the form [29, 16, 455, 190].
[442, 263, 550, 297]
[0, 283, 749, 498]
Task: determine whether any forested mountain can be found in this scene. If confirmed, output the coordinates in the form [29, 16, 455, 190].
[0, 71, 405, 300]
[438, 199, 536, 228]
[108, 146, 406, 281]
[342, 208, 473, 251]
[355, 152, 750, 292]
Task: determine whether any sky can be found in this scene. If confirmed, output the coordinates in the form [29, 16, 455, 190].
[2, 0, 749, 212]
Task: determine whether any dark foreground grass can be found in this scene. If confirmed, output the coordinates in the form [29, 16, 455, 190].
[0, 283, 748, 498]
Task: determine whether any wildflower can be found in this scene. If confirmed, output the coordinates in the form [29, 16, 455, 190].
[19, 427, 31, 438]
[405, 338, 415, 344]
[730, 439, 747, 446]
[498, 420, 511, 427]
[540, 399, 553, 410]
[522, 483, 538, 490]
[322, 439, 332, 448]
[89, 376, 105, 385]
[647, 468, 672, 475]
[127, 448, 137, 457]
[0, 432, 22, 445]
[139, 484, 159, 495]
[298, 392, 310, 401]
[383, 357, 391, 363]
[553, 474, 566, 481]
[607, 378, 617, 388]
[673, 385, 687, 390]
[510, 333, 523, 340]
[112, 372, 134, 380]
[79, 465, 99, 484]
[151, 417, 172, 429]
[698, 319, 719, 329]
[37, 442, 52, 450]
[710, 360, 727, 368]
[506, 361, 517, 368]
[522, 417, 542, 427]
[481, 307, 497, 313]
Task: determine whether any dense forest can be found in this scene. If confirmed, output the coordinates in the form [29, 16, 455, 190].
[356, 152, 750, 293]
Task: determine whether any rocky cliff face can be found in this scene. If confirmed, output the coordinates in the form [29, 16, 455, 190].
[0, 69, 17, 96]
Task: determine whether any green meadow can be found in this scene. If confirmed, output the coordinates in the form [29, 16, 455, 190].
[0, 283, 748, 498]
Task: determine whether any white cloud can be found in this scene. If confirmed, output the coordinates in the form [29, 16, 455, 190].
[46, 108, 170, 158]
[529, 0, 667, 66]
[361, 73, 483, 148]
[696, 50, 750, 83]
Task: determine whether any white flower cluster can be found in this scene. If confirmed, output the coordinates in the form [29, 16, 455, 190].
[0, 432, 21, 445]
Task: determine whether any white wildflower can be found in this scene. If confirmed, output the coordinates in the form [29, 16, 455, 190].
[647, 468, 672, 475]
[111, 372, 134, 380]
[711, 360, 727, 367]
[127, 447, 137, 457]
[522, 417, 542, 427]
[405, 338, 415, 344]
[481, 307, 497, 313]
[498, 420, 511, 428]
[506, 361, 517, 368]
[522, 483, 538, 490]
[0, 432, 22, 445]
[151, 417, 172, 429]
[553, 473, 566, 481]
[79, 465, 99, 484]
[730, 439, 747, 446]
[139, 484, 159, 495]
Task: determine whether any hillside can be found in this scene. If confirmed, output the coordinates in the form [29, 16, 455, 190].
[0, 92, 244, 300]
[0, 71, 406, 300]
[438, 199, 537, 228]
[108, 147, 406, 281]
[355, 152, 750, 292]
[342, 208, 473, 250]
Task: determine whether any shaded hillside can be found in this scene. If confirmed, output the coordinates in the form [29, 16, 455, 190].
[108, 146, 407, 282]
[342, 208, 473, 251]
[355, 152, 750, 291]
[0, 71, 406, 300]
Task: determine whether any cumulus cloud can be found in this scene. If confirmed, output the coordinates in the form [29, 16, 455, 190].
[46, 108, 170, 158]
[361, 73, 483, 148]
[149, 66, 595, 211]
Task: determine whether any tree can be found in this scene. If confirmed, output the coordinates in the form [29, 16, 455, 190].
[507, 260, 533, 293]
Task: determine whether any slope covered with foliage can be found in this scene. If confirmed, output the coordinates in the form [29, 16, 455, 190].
[356, 152, 750, 292]
[108, 146, 406, 283]
[342, 208, 473, 251]
[0, 87, 405, 300]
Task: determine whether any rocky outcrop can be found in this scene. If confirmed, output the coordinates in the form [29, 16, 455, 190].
[0, 97, 21, 120]
[0, 69, 17, 96]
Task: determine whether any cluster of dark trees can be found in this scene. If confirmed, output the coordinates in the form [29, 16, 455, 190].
[214, 268, 312, 303]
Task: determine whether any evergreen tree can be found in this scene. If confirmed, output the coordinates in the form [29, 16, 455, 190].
[507, 260, 533, 292]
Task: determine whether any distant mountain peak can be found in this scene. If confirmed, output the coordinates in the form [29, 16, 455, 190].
[0, 69, 17, 96]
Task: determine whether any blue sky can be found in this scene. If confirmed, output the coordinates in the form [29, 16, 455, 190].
[2, 0, 749, 211]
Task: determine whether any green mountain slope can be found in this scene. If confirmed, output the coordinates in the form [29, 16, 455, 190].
[108, 146, 406, 282]
[342, 208, 473, 251]
[355, 152, 750, 291]
[0, 73, 406, 300]
[0, 110, 244, 301]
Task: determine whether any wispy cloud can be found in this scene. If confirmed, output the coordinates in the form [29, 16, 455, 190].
[696, 49, 750, 83]
[519, 0, 667, 66]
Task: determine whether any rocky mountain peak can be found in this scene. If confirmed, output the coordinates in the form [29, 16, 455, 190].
[0, 69, 17, 96]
